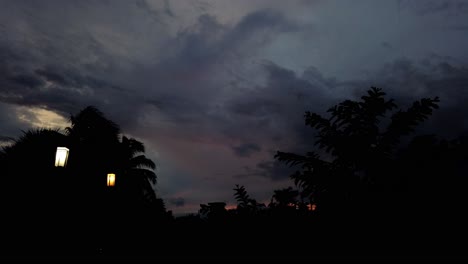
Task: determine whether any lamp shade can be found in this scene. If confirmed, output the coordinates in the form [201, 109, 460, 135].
[107, 173, 116, 187]
[55, 147, 69, 167]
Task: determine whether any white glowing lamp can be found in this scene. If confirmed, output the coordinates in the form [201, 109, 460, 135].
[107, 173, 116, 187]
[55, 147, 69, 167]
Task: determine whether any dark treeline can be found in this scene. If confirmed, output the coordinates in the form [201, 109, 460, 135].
[1, 87, 468, 260]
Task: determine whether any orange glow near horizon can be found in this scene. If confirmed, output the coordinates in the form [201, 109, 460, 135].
[225, 204, 237, 210]
[311, 204, 317, 211]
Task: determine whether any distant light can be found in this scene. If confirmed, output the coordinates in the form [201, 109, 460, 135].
[107, 173, 116, 187]
[55, 147, 69, 167]
[311, 204, 317, 211]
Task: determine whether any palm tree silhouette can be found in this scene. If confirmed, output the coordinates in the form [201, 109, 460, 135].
[66, 106, 120, 144]
[118, 136, 157, 204]
[1, 128, 69, 202]
[65, 106, 157, 203]
[0, 128, 73, 255]
[0, 106, 164, 256]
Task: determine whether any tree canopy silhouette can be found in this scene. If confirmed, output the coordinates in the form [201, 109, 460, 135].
[275, 87, 440, 218]
[233, 184, 264, 215]
[0, 105, 166, 256]
[271, 187, 299, 209]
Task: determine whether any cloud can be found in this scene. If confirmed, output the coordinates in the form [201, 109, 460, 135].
[0, 135, 14, 148]
[236, 160, 295, 182]
[0, 63, 125, 117]
[401, 0, 468, 16]
[341, 57, 468, 139]
[0, 102, 37, 139]
[35, 69, 69, 87]
[169, 197, 185, 207]
[232, 143, 261, 157]
[7, 74, 44, 88]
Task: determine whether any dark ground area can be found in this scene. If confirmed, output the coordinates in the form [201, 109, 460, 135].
[2, 213, 468, 262]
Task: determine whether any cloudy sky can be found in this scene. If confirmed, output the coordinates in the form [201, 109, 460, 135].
[1, 0, 468, 215]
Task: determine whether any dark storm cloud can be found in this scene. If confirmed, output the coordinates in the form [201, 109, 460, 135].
[222, 62, 345, 181]
[449, 26, 468, 31]
[342, 58, 468, 139]
[0, 102, 35, 139]
[232, 143, 261, 157]
[169, 197, 185, 207]
[162, 0, 175, 17]
[237, 160, 294, 181]
[0, 0, 178, 129]
[0, 0, 304, 139]
[0, 63, 126, 116]
[232, 8, 298, 36]
[35, 69, 69, 86]
[7, 74, 44, 88]
[127, 8, 304, 135]
[413, 63, 468, 138]
[156, 8, 298, 74]
[229, 98, 281, 116]
[401, 0, 468, 15]
[220, 60, 341, 161]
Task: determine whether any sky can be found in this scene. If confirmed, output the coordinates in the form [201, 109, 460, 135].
[1, 0, 468, 215]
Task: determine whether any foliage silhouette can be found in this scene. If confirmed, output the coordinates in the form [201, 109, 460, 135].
[233, 184, 253, 207]
[0, 106, 166, 257]
[66, 106, 120, 143]
[199, 202, 228, 222]
[233, 184, 264, 215]
[271, 187, 299, 209]
[118, 136, 157, 201]
[275, 87, 441, 220]
[270, 87, 468, 259]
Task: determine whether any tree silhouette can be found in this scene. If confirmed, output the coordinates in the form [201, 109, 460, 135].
[110, 135, 167, 246]
[199, 202, 228, 222]
[66, 106, 120, 144]
[117, 136, 157, 204]
[275, 87, 440, 218]
[63, 106, 164, 253]
[233, 184, 263, 214]
[0, 106, 165, 256]
[0, 128, 69, 210]
[65, 106, 121, 194]
[271, 187, 299, 209]
[0, 128, 74, 255]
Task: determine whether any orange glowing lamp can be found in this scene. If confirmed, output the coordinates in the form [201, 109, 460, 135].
[107, 173, 116, 187]
[55, 147, 69, 167]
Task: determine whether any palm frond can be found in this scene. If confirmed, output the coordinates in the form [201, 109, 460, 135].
[130, 155, 156, 170]
[128, 168, 157, 184]
[122, 136, 146, 157]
